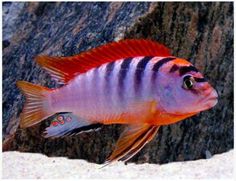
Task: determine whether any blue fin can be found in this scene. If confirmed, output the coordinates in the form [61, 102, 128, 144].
[43, 113, 102, 138]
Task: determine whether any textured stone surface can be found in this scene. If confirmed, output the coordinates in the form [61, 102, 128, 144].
[2, 2, 233, 164]
[2, 150, 234, 179]
[124, 2, 234, 164]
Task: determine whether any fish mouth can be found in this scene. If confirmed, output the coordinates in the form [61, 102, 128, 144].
[202, 89, 218, 109]
[161, 88, 218, 116]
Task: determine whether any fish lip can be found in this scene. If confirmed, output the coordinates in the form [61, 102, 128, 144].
[200, 90, 218, 110]
[205, 97, 218, 107]
[205, 89, 218, 104]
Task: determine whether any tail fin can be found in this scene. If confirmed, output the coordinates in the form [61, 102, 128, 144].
[16, 81, 54, 128]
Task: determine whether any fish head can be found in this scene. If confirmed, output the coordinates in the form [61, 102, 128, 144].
[156, 58, 218, 115]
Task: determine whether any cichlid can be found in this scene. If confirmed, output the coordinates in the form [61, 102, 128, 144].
[17, 39, 218, 164]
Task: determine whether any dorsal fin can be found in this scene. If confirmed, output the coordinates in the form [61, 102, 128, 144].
[36, 39, 171, 84]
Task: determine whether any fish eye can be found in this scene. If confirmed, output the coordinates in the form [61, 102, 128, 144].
[183, 75, 195, 89]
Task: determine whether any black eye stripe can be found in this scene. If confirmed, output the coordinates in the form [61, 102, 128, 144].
[179, 66, 198, 76]
[194, 77, 206, 82]
[169, 64, 179, 73]
[183, 76, 206, 84]
[182, 75, 206, 94]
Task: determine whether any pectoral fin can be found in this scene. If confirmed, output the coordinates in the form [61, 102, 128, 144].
[105, 124, 160, 164]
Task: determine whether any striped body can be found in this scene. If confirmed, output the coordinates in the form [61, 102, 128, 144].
[17, 39, 218, 164]
[49, 56, 174, 124]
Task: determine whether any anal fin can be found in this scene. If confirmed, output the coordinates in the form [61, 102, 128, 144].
[43, 113, 102, 138]
[105, 124, 160, 164]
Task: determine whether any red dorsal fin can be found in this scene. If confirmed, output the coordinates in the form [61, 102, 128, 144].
[36, 39, 171, 84]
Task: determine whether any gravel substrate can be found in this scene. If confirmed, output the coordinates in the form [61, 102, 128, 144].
[2, 150, 233, 179]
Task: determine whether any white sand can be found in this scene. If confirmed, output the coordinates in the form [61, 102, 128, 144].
[2, 150, 233, 179]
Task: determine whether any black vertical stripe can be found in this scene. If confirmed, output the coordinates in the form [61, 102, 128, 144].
[105, 61, 115, 94]
[118, 57, 133, 100]
[169, 64, 179, 73]
[134, 56, 153, 95]
[151, 57, 176, 82]
[152, 57, 176, 72]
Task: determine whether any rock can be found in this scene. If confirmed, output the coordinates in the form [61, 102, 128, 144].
[2, 2, 233, 164]
[124, 2, 233, 164]
[2, 150, 233, 179]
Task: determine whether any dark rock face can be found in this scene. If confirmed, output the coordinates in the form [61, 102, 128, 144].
[124, 2, 234, 164]
[2, 1, 152, 135]
[2, 2, 233, 164]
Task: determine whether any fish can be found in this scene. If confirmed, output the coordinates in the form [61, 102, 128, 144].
[16, 39, 218, 164]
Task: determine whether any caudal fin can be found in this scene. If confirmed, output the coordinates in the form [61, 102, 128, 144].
[16, 81, 54, 128]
